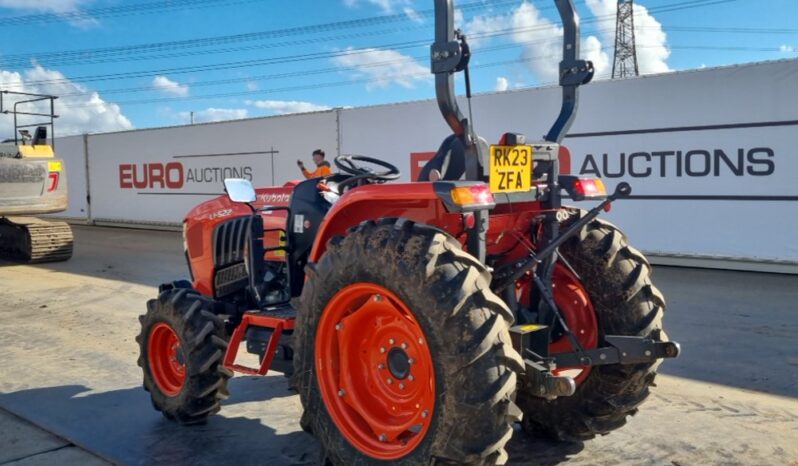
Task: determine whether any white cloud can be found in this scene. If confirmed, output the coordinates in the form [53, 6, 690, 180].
[246, 80, 259, 91]
[343, 0, 411, 14]
[0, 65, 132, 138]
[178, 108, 248, 124]
[0, 0, 88, 13]
[495, 76, 509, 92]
[780, 44, 795, 53]
[509, 3, 560, 82]
[463, 11, 506, 46]
[245, 100, 330, 115]
[403, 6, 422, 23]
[585, 0, 671, 75]
[333, 47, 430, 90]
[152, 76, 189, 97]
[459, 3, 607, 83]
[0, 0, 98, 27]
[454, 8, 464, 27]
[509, 2, 609, 83]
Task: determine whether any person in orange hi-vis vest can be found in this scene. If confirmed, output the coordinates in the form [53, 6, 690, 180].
[297, 149, 332, 179]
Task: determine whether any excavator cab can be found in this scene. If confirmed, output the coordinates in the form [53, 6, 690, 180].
[0, 90, 73, 263]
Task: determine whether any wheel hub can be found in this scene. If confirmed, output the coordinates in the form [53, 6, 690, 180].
[387, 347, 410, 380]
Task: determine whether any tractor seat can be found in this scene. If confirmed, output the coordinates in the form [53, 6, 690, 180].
[417, 134, 466, 181]
[319, 173, 354, 196]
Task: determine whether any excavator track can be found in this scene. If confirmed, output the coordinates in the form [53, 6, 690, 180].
[0, 217, 73, 263]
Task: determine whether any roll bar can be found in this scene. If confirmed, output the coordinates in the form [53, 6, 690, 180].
[431, 0, 594, 144]
[431, 0, 466, 137]
[544, 0, 595, 143]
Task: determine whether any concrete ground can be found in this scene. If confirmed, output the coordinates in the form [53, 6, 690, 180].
[0, 408, 108, 466]
[0, 225, 797, 465]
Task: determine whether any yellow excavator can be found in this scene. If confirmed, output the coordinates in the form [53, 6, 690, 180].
[0, 90, 73, 263]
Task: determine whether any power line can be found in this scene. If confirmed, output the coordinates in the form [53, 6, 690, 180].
[7, 0, 741, 89]
[4, 0, 733, 70]
[0, 0, 264, 27]
[1, 0, 736, 85]
[0, 0, 527, 68]
[57, 41, 782, 110]
[3, 0, 754, 109]
[0, 25, 432, 70]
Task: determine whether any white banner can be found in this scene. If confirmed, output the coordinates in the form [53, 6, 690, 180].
[86, 111, 339, 224]
[52, 59, 798, 264]
[340, 59, 798, 263]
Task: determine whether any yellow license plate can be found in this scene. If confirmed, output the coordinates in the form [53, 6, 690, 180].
[489, 145, 533, 193]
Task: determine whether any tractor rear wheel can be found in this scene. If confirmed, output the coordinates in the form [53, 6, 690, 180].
[294, 219, 523, 465]
[136, 288, 232, 424]
[518, 213, 666, 442]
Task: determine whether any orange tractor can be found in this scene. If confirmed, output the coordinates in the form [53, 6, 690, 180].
[137, 0, 679, 464]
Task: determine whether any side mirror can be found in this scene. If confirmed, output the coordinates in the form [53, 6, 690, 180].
[224, 178, 256, 203]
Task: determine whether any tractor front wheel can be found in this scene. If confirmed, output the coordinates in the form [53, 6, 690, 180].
[294, 219, 523, 465]
[136, 288, 232, 424]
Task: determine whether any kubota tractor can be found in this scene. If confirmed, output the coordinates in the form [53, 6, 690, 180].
[137, 1, 680, 464]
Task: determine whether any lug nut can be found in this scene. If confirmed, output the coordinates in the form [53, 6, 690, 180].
[338, 389, 345, 397]
[374, 294, 382, 302]
[379, 433, 387, 442]
[401, 342, 407, 349]
[386, 378, 393, 384]
[378, 363, 385, 369]
[335, 323, 343, 331]
[408, 375, 414, 381]
[399, 383, 405, 390]
[421, 410, 429, 418]
[408, 358, 414, 364]
[389, 338, 395, 345]
[418, 337, 424, 345]
[380, 347, 386, 353]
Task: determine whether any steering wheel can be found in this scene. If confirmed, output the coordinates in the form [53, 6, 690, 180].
[334, 155, 400, 191]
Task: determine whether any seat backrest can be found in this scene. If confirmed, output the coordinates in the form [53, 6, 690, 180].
[32, 126, 48, 146]
[417, 134, 466, 181]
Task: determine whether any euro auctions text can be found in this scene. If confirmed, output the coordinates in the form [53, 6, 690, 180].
[119, 162, 253, 189]
[578, 147, 774, 178]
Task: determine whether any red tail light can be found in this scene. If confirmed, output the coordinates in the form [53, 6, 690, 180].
[572, 178, 606, 198]
[47, 172, 60, 192]
[451, 184, 494, 206]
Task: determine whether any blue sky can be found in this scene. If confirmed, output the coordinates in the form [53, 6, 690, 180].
[1, 0, 796, 136]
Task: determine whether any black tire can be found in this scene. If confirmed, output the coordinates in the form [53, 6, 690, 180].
[293, 218, 523, 465]
[136, 288, 232, 424]
[518, 213, 666, 442]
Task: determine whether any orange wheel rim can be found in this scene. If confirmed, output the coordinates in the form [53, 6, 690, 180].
[548, 265, 598, 384]
[148, 323, 186, 396]
[516, 264, 598, 385]
[316, 283, 435, 460]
